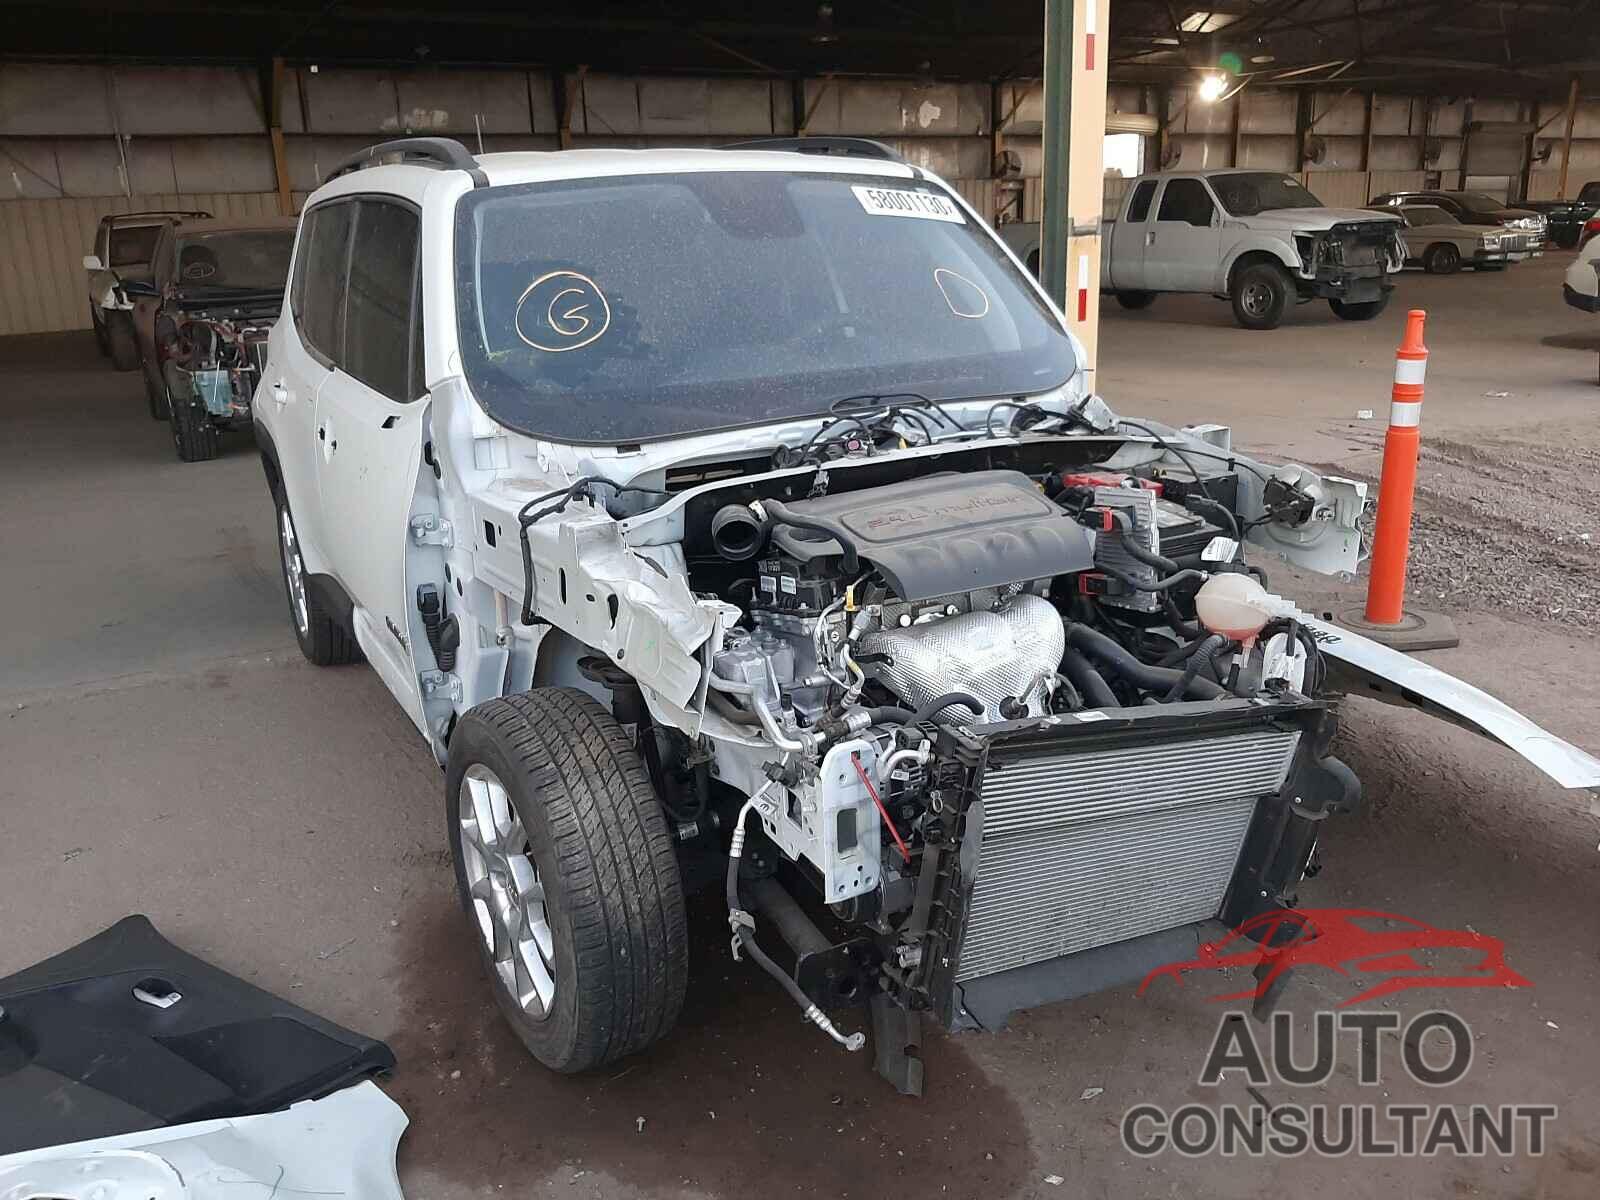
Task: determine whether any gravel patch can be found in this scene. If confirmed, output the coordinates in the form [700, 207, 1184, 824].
[1336, 428, 1600, 628]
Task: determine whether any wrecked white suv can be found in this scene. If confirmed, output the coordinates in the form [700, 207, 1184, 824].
[257, 137, 1600, 1092]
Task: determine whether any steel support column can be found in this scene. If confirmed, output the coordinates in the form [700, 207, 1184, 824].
[1558, 76, 1580, 199]
[1040, 0, 1108, 377]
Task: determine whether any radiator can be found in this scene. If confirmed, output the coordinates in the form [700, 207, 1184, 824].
[955, 727, 1301, 983]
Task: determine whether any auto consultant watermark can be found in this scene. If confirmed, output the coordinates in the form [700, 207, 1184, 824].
[1123, 909, 1555, 1158]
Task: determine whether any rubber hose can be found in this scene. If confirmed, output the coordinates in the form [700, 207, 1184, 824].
[912, 692, 984, 724]
[1155, 635, 1211, 669]
[1118, 530, 1182, 575]
[706, 689, 761, 727]
[1100, 566, 1210, 594]
[762, 499, 860, 574]
[1161, 592, 1202, 640]
[1066, 624, 1226, 701]
[726, 853, 815, 1013]
[1183, 495, 1241, 542]
[1060, 647, 1118, 708]
[1164, 634, 1231, 702]
[864, 706, 913, 725]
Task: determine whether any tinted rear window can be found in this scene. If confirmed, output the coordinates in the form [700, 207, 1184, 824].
[108, 224, 163, 268]
[295, 204, 355, 362]
[344, 201, 420, 401]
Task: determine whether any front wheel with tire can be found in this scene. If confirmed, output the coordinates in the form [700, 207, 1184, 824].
[1230, 262, 1292, 330]
[107, 312, 140, 371]
[1423, 242, 1461, 274]
[1329, 294, 1390, 321]
[447, 689, 689, 1074]
[91, 304, 110, 356]
[274, 495, 360, 665]
[143, 356, 170, 420]
[1116, 290, 1157, 310]
[170, 392, 220, 462]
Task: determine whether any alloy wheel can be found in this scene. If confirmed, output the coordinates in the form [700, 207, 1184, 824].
[459, 763, 557, 1018]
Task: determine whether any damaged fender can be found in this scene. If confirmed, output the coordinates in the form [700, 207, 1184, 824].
[521, 511, 718, 733]
[0, 1081, 406, 1200]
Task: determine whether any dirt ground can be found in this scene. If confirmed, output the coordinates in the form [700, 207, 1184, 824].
[2, 252, 1598, 1198]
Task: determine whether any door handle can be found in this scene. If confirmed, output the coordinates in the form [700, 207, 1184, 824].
[1146, 231, 1157, 246]
[270, 380, 289, 406]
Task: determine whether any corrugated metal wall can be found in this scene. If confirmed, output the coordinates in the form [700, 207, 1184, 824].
[6, 60, 1600, 335]
[0, 192, 305, 335]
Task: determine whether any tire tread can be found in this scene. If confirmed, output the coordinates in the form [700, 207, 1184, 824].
[460, 689, 687, 1070]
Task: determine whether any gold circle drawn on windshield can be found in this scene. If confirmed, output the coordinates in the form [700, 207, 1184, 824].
[514, 270, 612, 353]
[933, 267, 990, 319]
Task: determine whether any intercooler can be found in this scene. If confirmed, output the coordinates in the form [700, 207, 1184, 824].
[950, 723, 1302, 986]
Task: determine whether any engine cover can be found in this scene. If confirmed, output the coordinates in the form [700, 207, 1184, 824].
[772, 470, 1094, 601]
[859, 593, 1065, 721]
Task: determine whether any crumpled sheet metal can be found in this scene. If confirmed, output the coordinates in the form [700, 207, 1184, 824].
[0, 1081, 407, 1200]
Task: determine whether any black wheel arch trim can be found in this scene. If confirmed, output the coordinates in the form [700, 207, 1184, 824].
[306, 572, 356, 632]
[255, 422, 284, 498]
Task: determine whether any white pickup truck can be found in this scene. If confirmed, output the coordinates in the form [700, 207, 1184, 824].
[1001, 169, 1406, 330]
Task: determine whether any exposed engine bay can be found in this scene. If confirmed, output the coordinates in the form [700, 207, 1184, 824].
[157, 309, 272, 425]
[603, 449, 1355, 1083]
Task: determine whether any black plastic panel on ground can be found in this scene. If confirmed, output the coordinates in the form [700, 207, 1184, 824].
[0, 914, 394, 1154]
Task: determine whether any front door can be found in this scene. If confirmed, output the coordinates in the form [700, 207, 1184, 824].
[1144, 177, 1223, 292]
[310, 198, 429, 732]
[1108, 178, 1159, 290]
[270, 199, 353, 566]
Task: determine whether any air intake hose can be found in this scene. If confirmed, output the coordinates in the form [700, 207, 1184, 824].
[760, 499, 861, 575]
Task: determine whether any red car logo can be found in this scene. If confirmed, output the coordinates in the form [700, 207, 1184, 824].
[1138, 908, 1532, 1006]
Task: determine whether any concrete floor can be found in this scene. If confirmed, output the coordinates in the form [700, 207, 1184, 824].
[3, 254, 1598, 1198]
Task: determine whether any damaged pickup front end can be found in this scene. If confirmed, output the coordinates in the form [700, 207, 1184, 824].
[1293, 219, 1408, 305]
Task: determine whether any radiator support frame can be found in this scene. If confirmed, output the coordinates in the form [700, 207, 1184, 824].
[904, 698, 1355, 1031]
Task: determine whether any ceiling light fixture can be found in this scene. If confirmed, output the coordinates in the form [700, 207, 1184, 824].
[1197, 74, 1228, 102]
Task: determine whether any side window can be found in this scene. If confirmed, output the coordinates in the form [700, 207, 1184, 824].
[1157, 179, 1215, 228]
[296, 201, 356, 365]
[1126, 180, 1158, 223]
[345, 200, 421, 402]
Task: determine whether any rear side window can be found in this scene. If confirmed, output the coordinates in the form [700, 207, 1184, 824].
[1157, 179, 1215, 227]
[109, 224, 163, 268]
[294, 202, 355, 364]
[345, 200, 421, 401]
[1126, 180, 1158, 223]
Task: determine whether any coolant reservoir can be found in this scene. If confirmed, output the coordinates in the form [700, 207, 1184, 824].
[1195, 573, 1277, 641]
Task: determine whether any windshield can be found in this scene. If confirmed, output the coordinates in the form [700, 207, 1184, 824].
[173, 231, 294, 292]
[1580, 183, 1600, 205]
[1454, 192, 1505, 214]
[1209, 172, 1324, 216]
[453, 171, 1075, 444]
[109, 223, 163, 268]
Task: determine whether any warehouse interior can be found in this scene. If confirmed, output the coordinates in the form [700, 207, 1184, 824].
[3, 3, 1600, 1198]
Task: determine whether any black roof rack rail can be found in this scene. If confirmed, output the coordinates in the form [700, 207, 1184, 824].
[719, 136, 903, 163]
[107, 210, 213, 221]
[325, 137, 488, 188]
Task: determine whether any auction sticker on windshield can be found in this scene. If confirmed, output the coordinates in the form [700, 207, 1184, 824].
[852, 185, 965, 223]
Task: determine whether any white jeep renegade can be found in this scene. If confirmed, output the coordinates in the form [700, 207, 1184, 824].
[257, 136, 1600, 1090]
